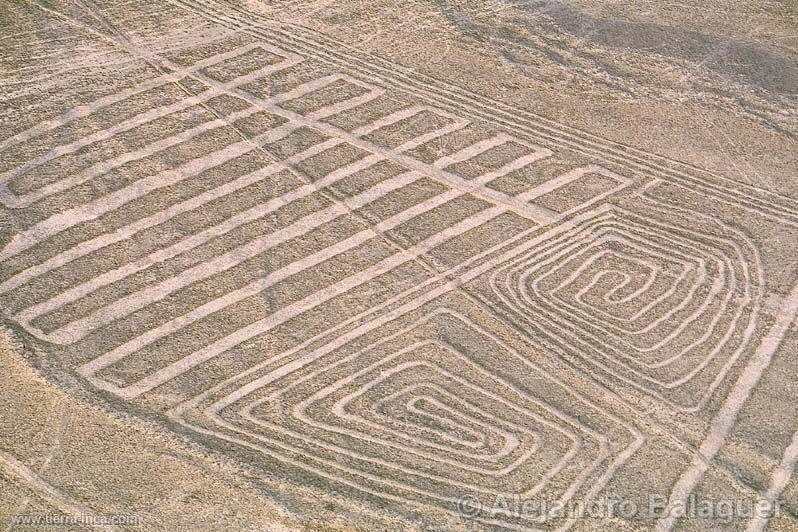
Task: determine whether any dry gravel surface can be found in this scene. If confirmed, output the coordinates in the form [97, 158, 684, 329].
[1, 1, 797, 530]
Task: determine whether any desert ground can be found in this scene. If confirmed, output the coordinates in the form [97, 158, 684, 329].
[1, 0, 797, 530]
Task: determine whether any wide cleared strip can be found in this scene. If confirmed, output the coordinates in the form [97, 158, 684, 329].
[476, 152, 554, 186]
[745, 429, 798, 532]
[200, 212, 626, 414]
[61, 139, 546, 348]
[157, 57, 557, 225]
[269, 73, 378, 107]
[433, 134, 513, 169]
[352, 107, 422, 135]
[78, 147, 549, 379]
[516, 164, 629, 204]
[83, 205, 505, 399]
[77, 181, 427, 380]
[354, 106, 469, 154]
[0, 107, 260, 208]
[0, 76, 389, 261]
[0, 56, 304, 207]
[0, 56, 293, 186]
[394, 118, 469, 154]
[0, 104, 402, 294]
[75, 171, 440, 377]
[0, 161, 281, 293]
[251, 75, 385, 142]
[0, 140, 254, 262]
[0, 63, 298, 190]
[176, 209, 595, 420]
[348, 107, 469, 155]
[35, 170, 427, 344]
[1, 108, 475, 296]
[654, 279, 798, 532]
[181, 0, 798, 226]
[0, 42, 273, 153]
[13, 153, 387, 324]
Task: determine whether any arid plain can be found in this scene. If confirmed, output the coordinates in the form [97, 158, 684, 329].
[1, 1, 797, 530]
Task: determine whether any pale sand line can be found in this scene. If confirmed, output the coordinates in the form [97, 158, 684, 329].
[516, 165, 629, 203]
[655, 281, 798, 532]
[255, 121, 304, 144]
[28, 166, 418, 344]
[0, 106, 260, 209]
[254, 74, 387, 142]
[371, 384, 520, 454]
[11, 161, 285, 323]
[523, 229, 719, 350]
[163, 59, 558, 224]
[349, 105, 471, 156]
[496, 208, 760, 406]
[0, 132, 368, 298]
[170, 206, 616, 418]
[0, 49, 300, 192]
[76, 170, 418, 378]
[55, 131, 547, 345]
[186, 357, 631, 532]
[0, 141, 254, 262]
[392, 117, 470, 154]
[0, 449, 120, 531]
[13, 119, 524, 335]
[472, 151, 554, 187]
[552, 246, 714, 355]
[0, 145, 335, 298]
[6, 105, 473, 334]
[433, 133, 512, 168]
[0, 40, 279, 153]
[305, 84, 384, 121]
[81, 163, 605, 395]
[746, 429, 798, 532]
[519, 222, 704, 333]
[398, 393, 491, 449]
[0, 52, 307, 208]
[568, 252, 671, 319]
[291, 357, 542, 475]
[0, 65, 536, 274]
[0, 161, 284, 295]
[32, 166, 428, 344]
[267, 73, 376, 107]
[9, 147, 382, 324]
[0, 118, 332, 263]
[268, 381, 543, 486]
[521, 245, 739, 384]
[410, 392, 513, 450]
[107, 206, 506, 399]
[292, 371, 542, 480]
[0, 73, 382, 263]
[351, 105, 467, 139]
[223, 0, 798, 223]
[393, 393, 506, 452]
[199, 312, 616, 529]
[545, 267, 730, 376]
[352, 106, 422, 135]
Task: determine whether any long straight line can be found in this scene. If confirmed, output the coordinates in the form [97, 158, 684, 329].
[0, 449, 118, 531]
[0, 40, 269, 153]
[38, 169, 425, 344]
[745, 429, 798, 532]
[183, 0, 798, 223]
[655, 281, 798, 532]
[102, 205, 505, 399]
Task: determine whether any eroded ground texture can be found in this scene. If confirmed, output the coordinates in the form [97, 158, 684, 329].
[1, 1, 797, 530]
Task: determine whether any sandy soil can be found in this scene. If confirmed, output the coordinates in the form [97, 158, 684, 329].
[0, 1, 797, 530]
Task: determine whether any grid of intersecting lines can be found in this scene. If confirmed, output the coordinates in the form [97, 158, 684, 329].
[2, 1, 798, 530]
